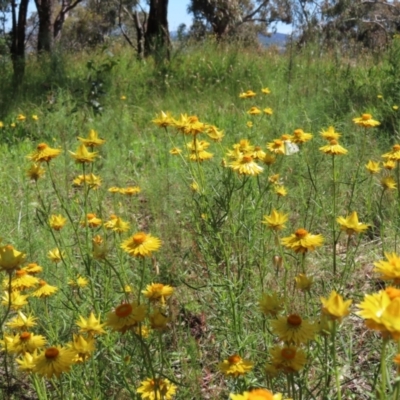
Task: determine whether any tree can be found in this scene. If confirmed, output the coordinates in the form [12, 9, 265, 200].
[187, 0, 291, 41]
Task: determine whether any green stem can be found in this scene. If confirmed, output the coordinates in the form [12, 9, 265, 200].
[380, 338, 389, 400]
[332, 155, 337, 275]
[332, 320, 342, 400]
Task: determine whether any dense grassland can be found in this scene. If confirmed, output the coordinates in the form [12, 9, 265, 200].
[2, 38, 400, 399]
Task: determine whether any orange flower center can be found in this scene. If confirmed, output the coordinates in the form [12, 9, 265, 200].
[242, 155, 253, 163]
[39, 280, 47, 286]
[27, 263, 38, 268]
[45, 347, 59, 359]
[281, 134, 290, 140]
[228, 354, 242, 364]
[110, 215, 117, 219]
[287, 314, 302, 326]
[295, 228, 308, 238]
[133, 232, 147, 244]
[293, 129, 303, 136]
[20, 332, 31, 341]
[329, 139, 338, 145]
[281, 348, 297, 360]
[37, 143, 48, 150]
[247, 389, 274, 399]
[274, 139, 283, 146]
[87, 213, 96, 219]
[393, 144, 400, 152]
[386, 287, 400, 300]
[115, 303, 133, 318]
[93, 235, 103, 244]
[255, 146, 261, 151]
[5, 245, 14, 250]
[16, 269, 28, 277]
[362, 114, 372, 120]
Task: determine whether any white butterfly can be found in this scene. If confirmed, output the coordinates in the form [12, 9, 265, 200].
[284, 141, 300, 155]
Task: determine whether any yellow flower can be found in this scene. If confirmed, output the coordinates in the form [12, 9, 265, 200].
[121, 232, 161, 258]
[27, 143, 61, 163]
[169, 147, 182, 155]
[23, 262, 43, 274]
[320, 126, 341, 141]
[274, 185, 288, 197]
[382, 144, 400, 161]
[149, 309, 170, 331]
[247, 106, 261, 115]
[103, 215, 130, 233]
[27, 163, 45, 181]
[353, 113, 380, 128]
[142, 283, 174, 303]
[263, 107, 273, 115]
[31, 280, 58, 298]
[281, 228, 323, 253]
[393, 105, 399, 111]
[230, 388, 282, 400]
[271, 314, 317, 344]
[229, 155, 263, 176]
[152, 111, 175, 128]
[366, 160, 381, 174]
[6, 311, 37, 331]
[261, 87, 271, 94]
[269, 344, 307, 373]
[381, 176, 397, 190]
[69, 144, 98, 163]
[32, 115, 39, 121]
[17, 114, 26, 121]
[187, 139, 213, 161]
[336, 211, 369, 235]
[239, 90, 256, 98]
[377, 94, 383, 99]
[92, 235, 108, 260]
[384, 160, 396, 170]
[321, 290, 352, 322]
[246, 121, 253, 128]
[76, 312, 106, 336]
[49, 214, 67, 231]
[294, 274, 313, 291]
[0, 121, 3, 128]
[81, 213, 102, 228]
[16, 351, 36, 373]
[0, 244, 26, 272]
[47, 248, 65, 263]
[262, 209, 288, 231]
[120, 186, 141, 195]
[10, 123, 16, 128]
[218, 354, 254, 377]
[206, 125, 224, 142]
[108, 186, 121, 193]
[292, 129, 313, 144]
[5, 269, 39, 291]
[2, 291, 28, 310]
[67, 334, 95, 363]
[374, 253, 400, 284]
[2, 331, 46, 355]
[319, 140, 348, 155]
[267, 139, 285, 155]
[252, 146, 266, 160]
[262, 153, 276, 166]
[77, 129, 105, 147]
[190, 181, 200, 192]
[137, 377, 177, 400]
[72, 173, 102, 189]
[33, 345, 76, 378]
[259, 292, 283, 317]
[68, 276, 89, 288]
[120, 95, 127, 100]
[106, 302, 147, 333]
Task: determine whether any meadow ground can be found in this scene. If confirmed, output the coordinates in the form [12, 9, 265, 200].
[1, 38, 400, 399]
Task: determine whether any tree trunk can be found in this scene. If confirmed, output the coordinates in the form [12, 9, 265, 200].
[144, 0, 170, 59]
[35, 0, 54, 52]
[10, 0, 29, 83]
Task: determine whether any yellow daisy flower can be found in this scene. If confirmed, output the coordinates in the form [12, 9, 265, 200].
[27, 163, 45, 181]
[382, 144, 400, 161]
[365, 160, 381, 174]
[92, 235, 108, 260]
[294, 274, 313, 291]
[47, 248, 65, 263]
[2, 291, 28, 310]
[121, 232, 161, 258]
[0, 244, 26, 272]
[103, 215, 130, 233]
[5, 269, 39, 291]
[2, 331, 46, 355]
[22, 262, 43, 274]
[137, 377, 177, 400]
[281, 228, 323, 253]
[320, 126, 341, 141]
[69, 144, 98, 163]
[291, 129, 313, 144]
[353, 113, 380, 128]
[218, 354, 254, 377]
[247, 106, 261, 115]
[259, 292, 283, 317]
[152, 111, 175, 128]
[142, 283, 174, 303]
[262, 209, 288, 231]
[384, 160, 396, 170]
[267, 139, 285, 155]
[229, 155, 263, 176]
[321, 290, 352, 322]
[49, 214, 67, 231]
[239, 90, 256, 98]
[336, 211, 369, 236]
[16, 351, 36, 373]
[269, 344, 307, 373]
[230, 388, 285, 400]
[106, 302, 147, 333]
[120, 186, 141, 195]
[374, 253, 400, 284]
[33, 345, 76, 378]
[6, 311, 37, 331]
[261, 87, 271, 94]
[27, 143, 61, 163]
[319, 140, 348, 155]
[31, 280, 58, 298]
[76, 312, 106, 336]
[381, 176, 397, 190]
[77, 129, 105, 147]
[67, 334, 95, 363]
[149, 309, 170, 331]
[271, 314, 317, 344]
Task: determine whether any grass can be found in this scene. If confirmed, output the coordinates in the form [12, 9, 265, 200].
[1, 37, 400, 399]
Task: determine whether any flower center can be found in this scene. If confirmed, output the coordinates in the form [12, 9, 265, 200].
[228, 354, 242, 364]
[386, 287, 400, 300]
[39, 280, 47, 286]
[110, 215, 117, 220]
[362, 113, 372, 120]
[295, 228, 308, 238]
[5, 245, 14, 250]
[281, 134, 290, 140]
[87, 213, 96, 219]
[133, 232, 147, 244]
[281, 348, 297, 360]
[45, 347, 59, 359]
[393, 144, 400, 152]
[247, 389, 273, 400]
[329, 140, 338, 145]
[287, 314, 302, 326]
[20, 332, 31, 341]
[293, 129, 303, 136]
[37, 143, 48, 150]
[115, 303, 133, 318]
[16, 269, 27, 277]
[242, 155, 253, 163]
[274, 139, 283, 146]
